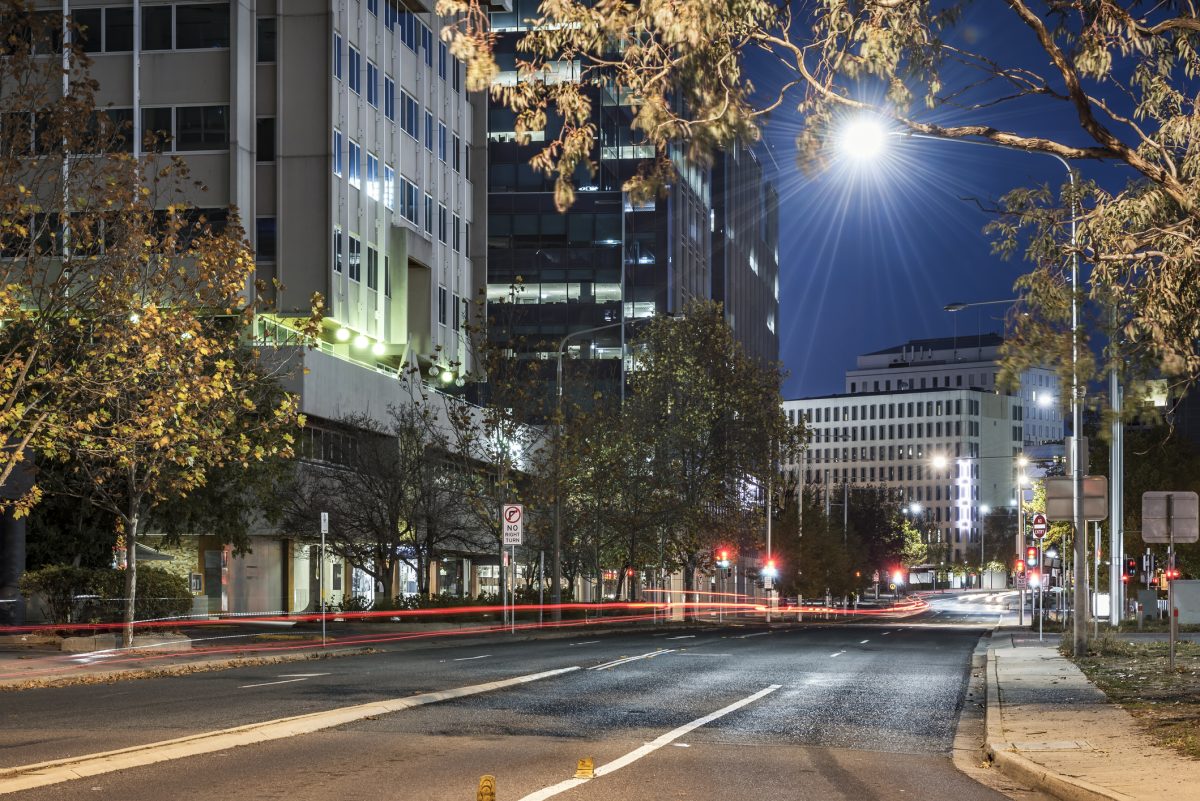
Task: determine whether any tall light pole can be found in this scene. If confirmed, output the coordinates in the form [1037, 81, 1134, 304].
[844, 121, 1089, 653]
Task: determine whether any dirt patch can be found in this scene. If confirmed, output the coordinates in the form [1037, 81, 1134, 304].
[1071, 635, 1200, 761]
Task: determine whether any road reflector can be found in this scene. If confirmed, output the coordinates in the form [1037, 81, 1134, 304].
[477, 775, 496, 801]
[574, 757, 595, 779]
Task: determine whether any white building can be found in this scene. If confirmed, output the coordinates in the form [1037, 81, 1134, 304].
[844, 334, 1064, 446]
[783, 388, 1024, 563]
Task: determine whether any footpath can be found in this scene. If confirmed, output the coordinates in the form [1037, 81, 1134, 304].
[985, 629, 1200, 801]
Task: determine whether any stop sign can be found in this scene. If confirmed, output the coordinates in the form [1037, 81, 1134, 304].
[1031, 513, 1048, 539]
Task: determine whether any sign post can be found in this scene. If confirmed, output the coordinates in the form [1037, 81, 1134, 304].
[502, 504, 524, 634]
[319, 511, 329, 648]
[1142, 491, 1199, 670]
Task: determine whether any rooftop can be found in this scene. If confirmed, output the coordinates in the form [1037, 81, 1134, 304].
[862, 332, 1004, 357]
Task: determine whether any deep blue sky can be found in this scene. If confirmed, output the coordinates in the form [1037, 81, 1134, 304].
[756, 6, 1127, 400]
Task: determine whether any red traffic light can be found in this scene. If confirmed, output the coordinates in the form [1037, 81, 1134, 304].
[1026, 546, 1039, 568]
[718, 550, 729, 561]
[1015, 559, 1025, 572]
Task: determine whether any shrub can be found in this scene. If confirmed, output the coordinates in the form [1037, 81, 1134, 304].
[21, 566, 194, 625]
[18, 566, 99, 624]
[92, 567, 193, 621]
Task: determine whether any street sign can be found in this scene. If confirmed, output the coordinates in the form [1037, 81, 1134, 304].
[1142, 491, 1200, 544]
[1045, 475, 1109, 521]
[1030, 513, 1048, 539]
[320, 511, 329, 535]
[501, 503, 524, 546]
[872, 570, 880, 583]
[1015, 572, 1027, 589]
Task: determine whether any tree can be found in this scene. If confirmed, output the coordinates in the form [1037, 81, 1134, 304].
[899, 520, 928, 569]
[441, 0, 1200, 404]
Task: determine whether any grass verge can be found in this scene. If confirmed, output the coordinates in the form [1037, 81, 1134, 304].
[1070, 633, 1200, 760]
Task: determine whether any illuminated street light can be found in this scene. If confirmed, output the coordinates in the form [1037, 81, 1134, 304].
[839, 117, 889, 160]
[931, 454, 949, 470]
[353, 334, 369, 350]
[335, 327, 351, 342]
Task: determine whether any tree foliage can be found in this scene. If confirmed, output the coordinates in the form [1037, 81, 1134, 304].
[441, 0, 1200, 405]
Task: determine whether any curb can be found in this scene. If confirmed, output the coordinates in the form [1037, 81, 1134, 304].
[983, 648, 1134, 801]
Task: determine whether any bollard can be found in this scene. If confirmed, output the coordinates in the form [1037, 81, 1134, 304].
[477, 775, 496, 801]
[574, 757, 595, 779]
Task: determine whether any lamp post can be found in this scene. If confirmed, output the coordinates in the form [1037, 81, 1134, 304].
[844, 121, 1089, 653]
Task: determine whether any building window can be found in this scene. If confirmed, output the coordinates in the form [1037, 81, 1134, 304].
[384, 255, 391, 297]
[176, 105, 229, 151]
[333, 33, 342, 79]
[438, 204, 447, 243]
[176, 3, 230, 49]
[424, 194, 433, 234]
[452, 57, 461, 92]
[438, 286, 447, 325]
[256, 17, 276, 63]
[438, 122, 446, 162]
[452, 135, 461, 172]
[438, 42, 447, 79]
[142, 5, 172, 50]
[384, 76, 395, 121]
[399, 8, 417, 50]
[404, 179, 418, 224]
[333, 129, 343, 176]
[333, 227, 343, 273]
[421, 23, 432, 66]
[424, 111, 433, 151]
[348, 46, 361, 94]
[401, 92, 419, 139]
[367, 153, 379, 199]
[255, 217, 277, 262]
[141, 107, 173, 152]
[348, 235, 361, 281]
[366, 61, 378, 107]
[452, 293, 460, 331]
[366, 246, 378, 290]
[102, 8, 134, 52]
[348, 139, 361, 187]
[452, 214, 460, 252]
[255, 117, 276, 163]
[367, 0, 378, 16]
[384, 165, 395, 210]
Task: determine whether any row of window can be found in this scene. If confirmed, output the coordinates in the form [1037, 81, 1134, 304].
[808, 420, 984, 445]
[807, 443, 984, 466]
[793, 398, 982, 425]
[334, 24, 463, 95]
[332, 228, 391, 296]
[437, 287, 467, 332]
[75, 3, 229, 54]
[849, 373, 998, 393]
[27, 104, 229, 155]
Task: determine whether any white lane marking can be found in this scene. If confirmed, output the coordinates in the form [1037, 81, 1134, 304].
[666, 635, 695, 640]
[569, 641, 601, 646]
[517, 685, 781, 801]
[588, 649, 675, 671]
[859, 640, 870, 644]
[0, 667, 581, 795]
[830, 651, 845, 658]
[239, 678, 308, 689]
[735, 632, 769, 639]
[881, 632, 891, 636]
[277, 673, 330, 678]
[672, 653, 731, 657]
[452, 655, 492, 662]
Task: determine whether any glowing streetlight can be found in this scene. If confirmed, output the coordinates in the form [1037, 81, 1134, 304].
[335, 327, 351, 342]
[352, 334, 369, 350]
[839, 117, 890, 160]
[931, 454, 949, 470]
[371, 341, 386, 356]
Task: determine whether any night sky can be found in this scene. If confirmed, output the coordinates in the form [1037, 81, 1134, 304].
[758, 7, 1128, 400]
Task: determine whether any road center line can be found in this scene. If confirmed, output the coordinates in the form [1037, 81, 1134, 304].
[517, 685, 781, 801]
[452, 655, 492, 662]
[665, 635, 695, 640]
[735, 632, 769, 639]
[830, 651, 845, 658]
[569, 641, 600, 646]
[588, 649, 675, 671]
[239, 678, 308, 689]
[859, 640, 870, 644]
[277, 673, 330, 678]
[0, 666, 581, 795]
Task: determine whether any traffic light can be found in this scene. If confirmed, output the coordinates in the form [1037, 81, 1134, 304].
[1027, 569, 1041, 588]
[1125, 558, 1138, 579]
[1026, 546, 1039, 568]
[716, 549, 730, 569]
[1015, 559, 1025, 573]
[763, 558, 778, 578]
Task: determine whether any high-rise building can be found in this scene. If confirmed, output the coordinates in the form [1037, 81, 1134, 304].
[30, 0, 487, 614]
[483, 1, 778, 396]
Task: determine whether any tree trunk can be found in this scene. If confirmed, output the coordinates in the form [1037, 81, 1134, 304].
[123, 511, 139, 648]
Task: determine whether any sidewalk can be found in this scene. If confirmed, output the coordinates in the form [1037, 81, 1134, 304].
[985, 634, 1200, 801]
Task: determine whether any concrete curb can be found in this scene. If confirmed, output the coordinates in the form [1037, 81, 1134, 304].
[983, 648, 1134, 801]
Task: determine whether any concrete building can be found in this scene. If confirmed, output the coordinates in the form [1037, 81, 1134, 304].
[27, 0, 492, 616]
[844, 334, 1064, 446]
[783, 388, 1024, 564]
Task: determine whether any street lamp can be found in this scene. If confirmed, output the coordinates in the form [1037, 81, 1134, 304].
[844, 120, 1089, 652]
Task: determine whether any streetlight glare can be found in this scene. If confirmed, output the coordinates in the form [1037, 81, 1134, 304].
[931, 454, 949, 470]
[840, 117, 889, 160]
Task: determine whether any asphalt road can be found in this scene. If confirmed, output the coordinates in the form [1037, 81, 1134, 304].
[1, 595, 1017, 801]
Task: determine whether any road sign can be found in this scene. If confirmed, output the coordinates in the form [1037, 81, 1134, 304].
[1030, 513, 1048, 539]
[1045, 475, 1108, 521]
[320, 511, 328, 535]
[872, 570, 880, 583]
[1142, 491, 1200, 544]
[501, 503, 524, 546]
[1014, 572, 1027, 589]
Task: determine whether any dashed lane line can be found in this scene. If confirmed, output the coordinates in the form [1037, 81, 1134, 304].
[588, 649, 675, 671]
[452, 655, 492, 662]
